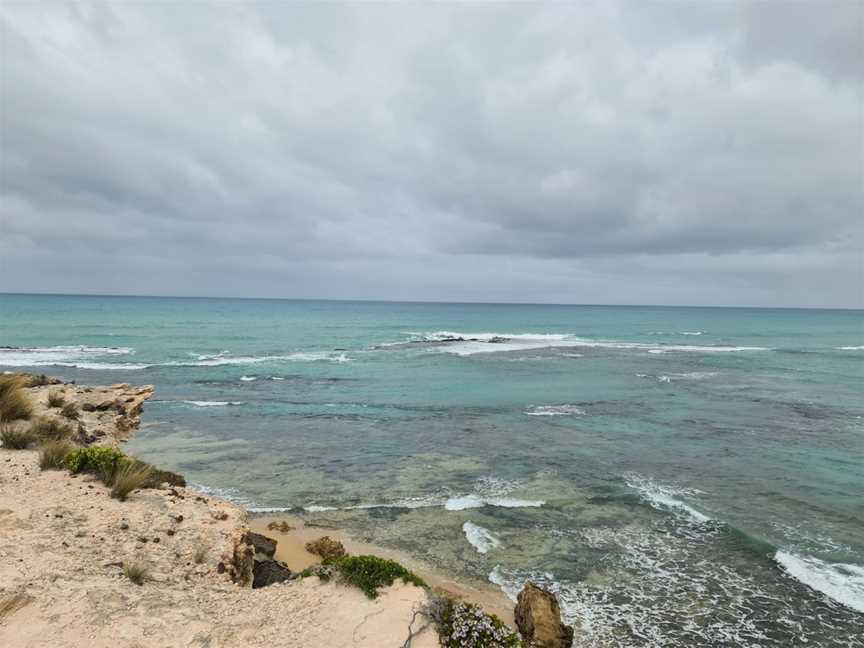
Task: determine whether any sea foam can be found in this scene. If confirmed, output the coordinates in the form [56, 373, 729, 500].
[775, 551, 864, 613]
[463, 521, 501, 554]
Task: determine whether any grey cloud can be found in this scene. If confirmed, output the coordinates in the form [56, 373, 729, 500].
[0, 1, 861, 307]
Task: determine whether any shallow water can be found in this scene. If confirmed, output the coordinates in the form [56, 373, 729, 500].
[2, 295, 862, 645]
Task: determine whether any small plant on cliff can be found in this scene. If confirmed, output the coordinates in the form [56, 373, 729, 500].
[110, 462, 152, 501]
[0, 423, 36, 449]
[0, 375, 32, 422]
[427, 597, 523, 648]
[30, 416, 73, 442]
[66, 446, 129, 475]
[123, 562, 148, 585]
[39, 440, 76, 470]
[323, 554, 426, 599]
[60, 402, 80, 420]
[47, 391, 66, 408]
[193, 545, 208, 564]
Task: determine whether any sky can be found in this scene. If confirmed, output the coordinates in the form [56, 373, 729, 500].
[1, 1, 862, 308]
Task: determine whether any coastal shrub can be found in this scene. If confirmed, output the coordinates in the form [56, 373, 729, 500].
[47, 390, 66, 408]
[30, 416, 73, 442]
[60, 402, 80, 420]
[323, 554, 426, 599]
[0, 375, 32, 422]
[110, 462, 152, 501]
[123, 562, 148, 585]
[66, 446, 129, 476]
[0, 423, 36, 449]
[39, 440, 76, 470]
[193, 546, 208, 564]
[428, 598, 523, 648]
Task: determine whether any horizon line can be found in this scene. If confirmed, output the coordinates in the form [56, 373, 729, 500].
[0, 291, 861, 312]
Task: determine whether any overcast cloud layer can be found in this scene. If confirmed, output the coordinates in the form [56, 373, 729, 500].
[1, 1, 862, 307]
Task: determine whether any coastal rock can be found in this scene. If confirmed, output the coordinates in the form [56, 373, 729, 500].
[252, 559, 293, 588]
[244, 531, 277, 560]
[305, 536, 346, 561]
[514, 582, 573, 648]
[228, 532, 256, 588]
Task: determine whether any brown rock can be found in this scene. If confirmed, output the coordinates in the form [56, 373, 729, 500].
[304, 536, 346, 561]
[243, 531, 277, 560]
[514, 582, 573, 648]
[252, 559, 292, 588]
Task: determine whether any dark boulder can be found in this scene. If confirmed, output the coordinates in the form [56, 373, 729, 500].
[252, 560, 293, 588]
[244, 531, 277, 560]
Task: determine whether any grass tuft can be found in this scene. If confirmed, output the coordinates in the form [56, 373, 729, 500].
[193, 545, 208, 564]
[30, 416, 73, 442]
[324, 554, 426, 599]
[39, 440, 76, 470]
[0, 423, 36, 449]
[123, 562, 148, 585]
[60, 402, 80, 420]
[47, 390, 66, 408]
[0, 592, 33, 620]
[110, 462, 152, 501]
[0, 375, 33, 422]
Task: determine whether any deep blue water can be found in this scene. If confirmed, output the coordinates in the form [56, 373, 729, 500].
[1, 294, 863, 646]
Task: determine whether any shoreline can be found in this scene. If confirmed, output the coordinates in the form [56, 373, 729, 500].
[0, 375, 543, 647]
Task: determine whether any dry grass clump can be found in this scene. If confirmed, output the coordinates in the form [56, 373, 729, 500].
[0, 423, 36, 449]
[60, 402, 80, 420]
[123, 562, 148, 585]
[0, 375, 32, 422]
[0, 592, 33, 620]
[30, 416, 73, 442]
[39, 440, 76, 470]
[47, 390, 66, 408]
[193, 545, 208, 564]
[110, 462, 153, 501]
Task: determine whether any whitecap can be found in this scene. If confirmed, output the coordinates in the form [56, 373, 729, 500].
[303, 504, 338, 512]
[524, 404, 586, 417]
[463, 521, 501, 554]
[0, 345, 139, 368]
[181, 400, 244, 407]
[775, 551, 864, 613]
[240, 375, 257, 382]
[681, 331, 705, 336]
[837, 345, 864, 351]
[625, 474, 710, 523]
[445, 495, 545, 510]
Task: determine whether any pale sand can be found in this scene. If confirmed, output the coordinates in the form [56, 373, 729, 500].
[249, 515, 514, 624]
[0, 448, 438, 648]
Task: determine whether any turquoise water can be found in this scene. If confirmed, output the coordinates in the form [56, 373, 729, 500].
[1, 294, 862, 646]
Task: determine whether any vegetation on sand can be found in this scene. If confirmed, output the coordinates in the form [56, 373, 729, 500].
[0, 423, 36, 449]
[322, 554, 426, 599]
[30, 416, 73, 442]
[0, 375, 33, 422]
[47, 391, 66, 408]
[60, 402, 80, 420]
[427, 598, 523, 648]
[123, 562, 148, 585]
[193, 545, 208, 564]
[110, 461, 153, 501]
[39, 440, 76, 470]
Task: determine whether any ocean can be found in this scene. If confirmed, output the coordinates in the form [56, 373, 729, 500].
[1, 294, 862, 646]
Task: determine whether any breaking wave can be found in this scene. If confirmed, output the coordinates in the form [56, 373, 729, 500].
[181, 400, 244, 407]
[775, 551, 864, 614]
[463, 521, 501, 554]
[0, 345, 143, 369]
[524, 404, 586, 417]
[625, 474, 710, 523]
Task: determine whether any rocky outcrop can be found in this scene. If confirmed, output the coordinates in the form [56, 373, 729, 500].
[245, 531, 277, 560]
[305, 536, 346, 561]
[252, 559, 293, 588]
[514, 582, 573, 648]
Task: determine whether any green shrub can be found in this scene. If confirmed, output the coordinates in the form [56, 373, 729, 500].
[60, 402, 79, 420]
[47, 391, 66, 408]
[30, 417, 73, 442]
[0, 376, 32, 422]
[39, 440, 76, 470]
[324, 555, 426, 599]
[429, 598, 523, 648]
[66, 446, 129, 476]
[0, 423, 36, 449]
[123, 562, 148, 585]
[110, 462, 152, 501]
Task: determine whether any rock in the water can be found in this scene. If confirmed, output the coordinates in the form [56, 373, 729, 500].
[305, 536, 346, 561]
[244, 531, 277, 560]
[514, 582, 573, 648]
[252, 559, 293, 588]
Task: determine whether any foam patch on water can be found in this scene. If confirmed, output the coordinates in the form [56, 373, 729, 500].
[409, 331, 769, 357]
[837, 345, 864, 351]
[166, 351, 351, 367]
[775, 551, 864, 613]
[182, 400, 244, 407]
[625, 474, 710, 523]
[463, 521, 501, 554]
[524, 404, 586, 417]
[240, 375, 257, 382]
[0, 345, 142, 369]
